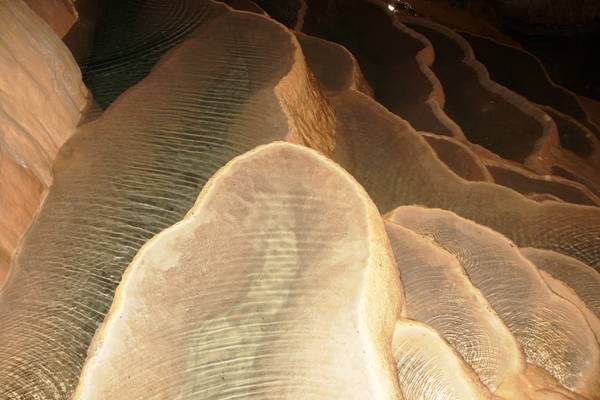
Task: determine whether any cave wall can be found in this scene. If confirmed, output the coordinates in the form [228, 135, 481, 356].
[0, 0, 90, 285]
[23, 0, 78, 37]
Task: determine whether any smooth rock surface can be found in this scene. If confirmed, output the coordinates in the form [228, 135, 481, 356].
[462, 31, 600, 142]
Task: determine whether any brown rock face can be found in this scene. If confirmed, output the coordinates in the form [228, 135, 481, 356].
[23, 0, 78, 37]
[0, 0, 89, 287]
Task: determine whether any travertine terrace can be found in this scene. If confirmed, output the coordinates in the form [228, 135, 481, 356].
[1, 0, 599, 399]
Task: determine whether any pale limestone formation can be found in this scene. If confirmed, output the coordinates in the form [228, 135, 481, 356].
[287, 17, 600, 272]
[297, 2, 594, 201]
[385, 221, 586, 399]
[386, 222, 522, 393]
[522, 248, 600, 340]
[0, 2, 336, 397]
[388, 206, 600, 399]
[72, 142, 403, 400]
[1, 0, 599, 398]
[0, 0, 89, 286]
[284, 19, 594, 399]
[392, 320, 495, 400]
[326, 87, 600, 271]
[538, 271, 600, 344]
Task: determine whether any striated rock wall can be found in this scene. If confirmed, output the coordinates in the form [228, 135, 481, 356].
[0, 0, 90, 286]
[23, 0, 78, 37]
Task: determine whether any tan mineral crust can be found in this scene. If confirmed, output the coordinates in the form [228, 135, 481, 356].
[72, 142, 403, 400]
[0, 0, 89, 285]
[23, 0, 77, 37]
[1, 0, 600, 399]
[0, 2, 338, 397]
[388, 206, 600, 399]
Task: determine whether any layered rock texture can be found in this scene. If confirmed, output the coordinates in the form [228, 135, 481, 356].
[1, 0, 599, 399]
[73, 142, 403, 399]
[0, 0, 90, 285]
[23, 0, 78, 37]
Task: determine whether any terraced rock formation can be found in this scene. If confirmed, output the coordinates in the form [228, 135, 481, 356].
[461, 32, 599, 137]
[385, 220, 590, 399]
[1, 0, 599, 399]
[392, 320, 495, 399]
[295, 0, 597, 203]
[301, 0, 462, 137]
[401, 17, 555, 167]
[0, 2, 334, 397]
[72, 142, 403, 399]
[484, 161, 600, 206]
[461, 32, 600, 189]
[404, 17, 600, 194]
[388, 206, 600, 399]
[522, 248, 600, 339]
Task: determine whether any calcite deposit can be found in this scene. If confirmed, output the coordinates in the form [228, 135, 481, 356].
[72, 142, 403, 399]
[23, 0, 77, 37]
[1, 0, 599, 399]
[0, 0, 90, 285]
